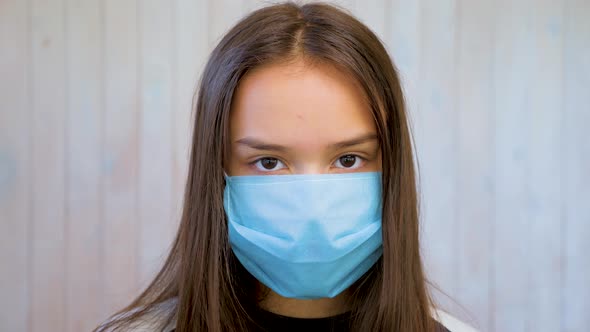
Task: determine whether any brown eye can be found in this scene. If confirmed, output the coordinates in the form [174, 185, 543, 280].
[338, 155, 357, 168]
[260, 157, 278, 170]
[253, 157, 286, 172]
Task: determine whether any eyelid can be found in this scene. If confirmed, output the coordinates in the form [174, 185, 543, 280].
[248, 155, 285, 166]
[333, 153, 367, 169]
[333, 152, 368, 163]
[249, 156, 288, 172]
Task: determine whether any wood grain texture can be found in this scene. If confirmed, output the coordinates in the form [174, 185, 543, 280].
[208, 0, 245, 49]
[243, 0, 270, 13]
[0, 0, 30, 331]
[138, 0, 175, 287]
[455, 0, 494, 329]
[354, 0, 387, 39]
[563, 1, 590, 331]
[65, 0, 103, 330]
[527, 1, 564, 331]
[417, 0, 460, 320]
[102, 0, 140, 320]
[493, 0, 533, 331]
[387, 0, 420, 145]
[29, 0, 67, 331]
[172, 0, 208, 232]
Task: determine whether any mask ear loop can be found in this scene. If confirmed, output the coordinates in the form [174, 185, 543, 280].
[222, 170, 231, 184]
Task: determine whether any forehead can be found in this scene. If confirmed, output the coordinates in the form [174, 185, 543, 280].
[230, 60, 375, 144]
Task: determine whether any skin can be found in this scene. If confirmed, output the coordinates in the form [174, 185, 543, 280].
[226, 58, 382, 318]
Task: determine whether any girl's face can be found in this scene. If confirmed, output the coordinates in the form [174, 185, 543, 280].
[227, 59, 381, 176]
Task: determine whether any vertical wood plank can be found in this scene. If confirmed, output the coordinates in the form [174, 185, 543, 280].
[29, 0, 67, 330]
[417, 0, 459, 318]
[387, 0, 420, 147]
[387, 0, 420, 142]
[354, 0, 387, 39]
[563, 1, 590, 331]
[494, 0, 533, 331]
[455, 0, 494, 329]
[138, 0, 175, 285]
[330, 0, 356, 12]
[296, 0, 357, 13]
[102, 0, 140, 318]
[173, 0, 209, 223]
[527, 1, 564, 331]
[242, 0, 268, 13]
[208, 0, 245, 49]
[64, 0, 103, 330]
[0, 0, 30, 331]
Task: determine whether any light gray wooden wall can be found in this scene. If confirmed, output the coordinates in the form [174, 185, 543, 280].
[0, 0, 588, 331]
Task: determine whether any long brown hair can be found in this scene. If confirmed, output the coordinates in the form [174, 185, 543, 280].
[96, 1, 434, 331]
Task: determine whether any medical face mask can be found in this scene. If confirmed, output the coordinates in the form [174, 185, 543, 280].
[223, 171, 383, 299]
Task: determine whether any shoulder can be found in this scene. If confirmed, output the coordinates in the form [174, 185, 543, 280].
[96, 298, 178, 332]
[432, 308, 479, 332]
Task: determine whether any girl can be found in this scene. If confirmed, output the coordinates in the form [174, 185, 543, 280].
[97, 2, 473, 331]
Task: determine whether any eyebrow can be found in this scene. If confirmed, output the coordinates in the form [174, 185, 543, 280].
[235, 133, 379, 152]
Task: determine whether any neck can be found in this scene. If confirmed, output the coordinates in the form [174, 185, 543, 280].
[256, 283, 351, 318]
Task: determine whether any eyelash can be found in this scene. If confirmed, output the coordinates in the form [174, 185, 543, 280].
[248, 154, 368, 173]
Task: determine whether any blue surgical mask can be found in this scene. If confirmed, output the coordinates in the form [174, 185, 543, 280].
[223, 171, 383, 299]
